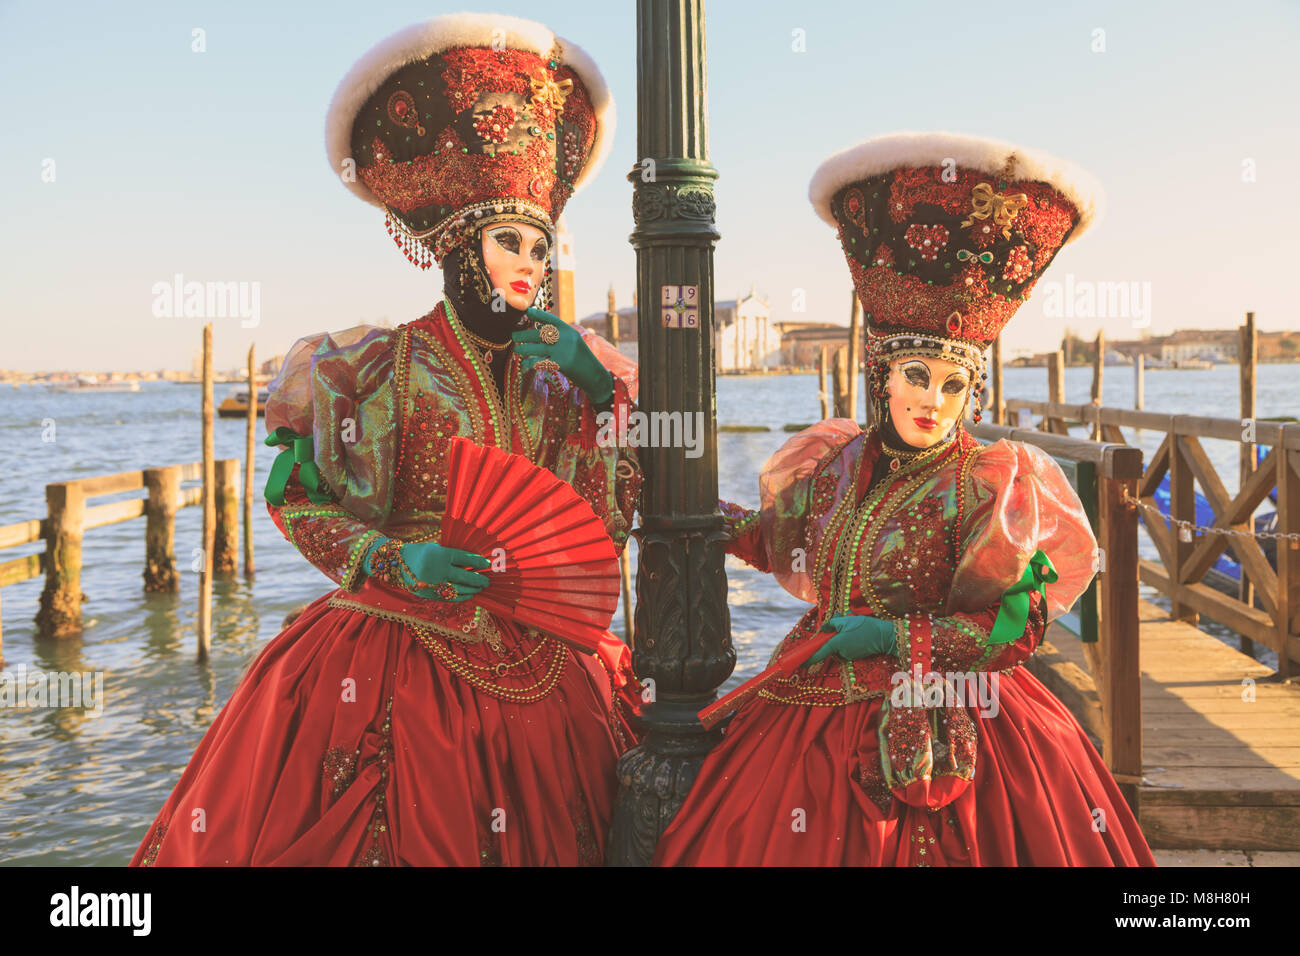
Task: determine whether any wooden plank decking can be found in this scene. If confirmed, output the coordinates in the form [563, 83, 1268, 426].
[1028, 598, 1300, 851]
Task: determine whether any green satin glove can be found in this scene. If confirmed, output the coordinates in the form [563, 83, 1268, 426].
[989, 549, 1057, 644]
[363, 537, 491, 603]
[806, 613, 897, 666]
[264, 427, 332, 506]
[513, 307, 614, 405]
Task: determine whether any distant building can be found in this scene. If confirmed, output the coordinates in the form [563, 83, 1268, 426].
[1158, 329, 1239, 364]
[1259, 330, 1299, 362]
[715, 286, 778, 371]
[1072, 328, 1300, 365]
[775, 323, 852, 367]
[1108, 338, 1163, 362]
[580, 305, 637, 340]
[578, 284, 780, 372]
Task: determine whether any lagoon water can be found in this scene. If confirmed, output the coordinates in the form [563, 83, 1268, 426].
[0, 362, 1295, 864]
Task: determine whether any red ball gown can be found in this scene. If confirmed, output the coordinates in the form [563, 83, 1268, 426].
[655, 420, 1155, 866]
[130, 301, 643, 866]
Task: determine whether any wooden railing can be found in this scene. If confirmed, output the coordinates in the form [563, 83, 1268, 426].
[970, 422, 1145, 807]
[0, 460, 240, 653]
[1005, 399, 1300, 677]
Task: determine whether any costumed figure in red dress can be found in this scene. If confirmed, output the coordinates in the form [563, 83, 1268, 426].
[130, 13, 645, 867]
[655, 132, 1155, 866]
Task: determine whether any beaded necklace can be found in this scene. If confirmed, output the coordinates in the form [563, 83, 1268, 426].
[392, 324, 415, 476]
[828, 428, 959, 617]
[837, 459, 946, 617]
[461, 324, 512, 367]
[879, 425, 958, 473]
[408, 625, 566, 703]
[809, 439, 869, 614]
[411, 325, 487, 447]
[442, 298, 510, 447]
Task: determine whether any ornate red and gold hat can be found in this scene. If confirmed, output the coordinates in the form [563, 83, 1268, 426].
[326, 13, 614, 270]
[809, 132, 1102, 376]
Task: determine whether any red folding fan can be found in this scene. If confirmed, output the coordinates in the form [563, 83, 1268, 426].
[697, 631, 834, 730]
[439, 436, 620, 654]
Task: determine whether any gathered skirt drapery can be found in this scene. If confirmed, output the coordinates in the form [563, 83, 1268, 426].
[130, 593, 637, 866]
[655, 665, 1154, 866]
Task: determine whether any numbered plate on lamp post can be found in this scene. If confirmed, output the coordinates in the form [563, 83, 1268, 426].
[660, 284, 700, 329]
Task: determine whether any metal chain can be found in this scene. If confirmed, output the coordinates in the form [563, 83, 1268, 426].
[1122, 488, 1300, 545]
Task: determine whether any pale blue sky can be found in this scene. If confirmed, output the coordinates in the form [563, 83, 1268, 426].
[2, 0, 1297, 372]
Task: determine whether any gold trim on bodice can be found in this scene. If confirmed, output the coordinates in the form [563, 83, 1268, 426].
[817, 428, 960, 620]
[438, 297, 536, 458]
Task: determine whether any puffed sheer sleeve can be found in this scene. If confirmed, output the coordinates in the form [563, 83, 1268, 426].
[718, 500, 769, 572]
[911, 438, 1098, 673]
[262, 325, 398, 591]
[949, 439, 1097, 621]
[751, 418, 862, 602]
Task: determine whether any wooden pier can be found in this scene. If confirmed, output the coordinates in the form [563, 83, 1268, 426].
[0, 459, 240, 655]
[990, 367, 1300, 854]
[1032, 600, 1300, 852]
[1004, 398, 1300, 676]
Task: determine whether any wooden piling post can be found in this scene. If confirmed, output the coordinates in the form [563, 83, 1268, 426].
[214, 459, 239, 577]
[244, 344, 256, 578]
[1097, 451, 1144, 811]
[1239, 312, 1257, 656]
[143, 466, 180, 592]
[1168, 422, 1197, 625]
[817, 347, 829, 420]
[199, 323, 214, 661]
[1045, 350, 1067, 434]
[847, 291, 861, 424]
[35, 481, 85, 637]
[832, 346, 850, 419]
[1276, 425, 1300, 679]
[1134, 353, 1144, 411]
[991, 337, 1004, 425]
[1090, 330, 1105, 441]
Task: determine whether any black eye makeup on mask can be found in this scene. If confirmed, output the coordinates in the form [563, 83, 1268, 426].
[486, 226, 521, 254]
[941, 374, 970, 396]
[900, 361, 930, 390]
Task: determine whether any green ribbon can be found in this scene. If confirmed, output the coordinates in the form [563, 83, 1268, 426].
[988, 549, 1058, 644]
[264, 426, 332, 506]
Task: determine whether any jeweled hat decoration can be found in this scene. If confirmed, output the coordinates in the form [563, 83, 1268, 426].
[808, 132, 1102, 422]
[326, 13, 615, 271]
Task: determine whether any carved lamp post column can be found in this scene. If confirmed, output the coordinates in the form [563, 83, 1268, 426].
[608, 0, 733, 865]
